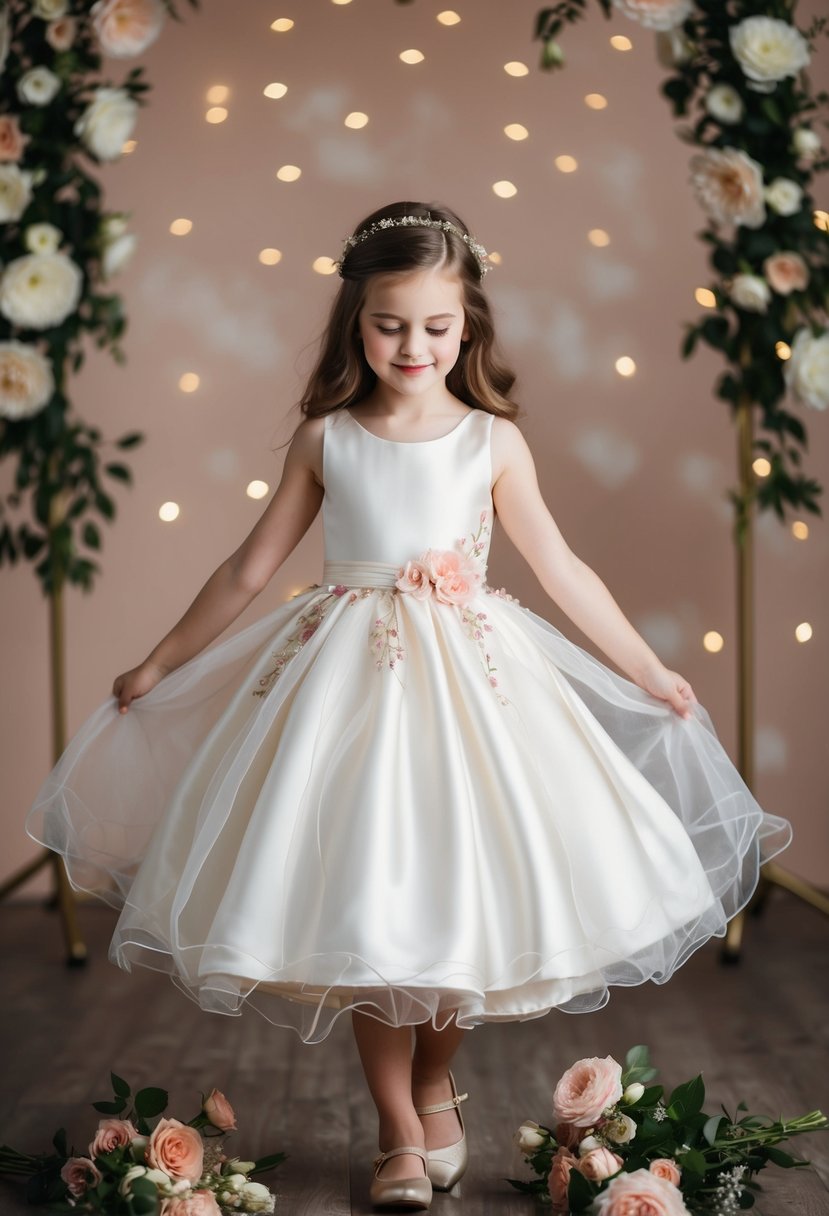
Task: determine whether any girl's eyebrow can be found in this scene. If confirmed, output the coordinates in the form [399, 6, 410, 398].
[369, 312, 457, 320]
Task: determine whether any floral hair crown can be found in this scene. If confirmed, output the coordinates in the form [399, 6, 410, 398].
[334, 215, 492, 280]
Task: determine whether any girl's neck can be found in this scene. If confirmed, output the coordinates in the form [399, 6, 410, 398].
[355, 385, 466, 420]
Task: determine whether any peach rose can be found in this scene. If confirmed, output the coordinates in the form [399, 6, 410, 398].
[649, 1157, 682, 1185]
[89, 1116, 140, 1160]
[202, 1089, 236, 1132]
[146, 1118, 204, 1183]
[547, 1144, 579, 1213]
[763, 250, 809, 295]
[688, 146, 766, 229]
[424, 549, 482, 606]
[60, 1156, 102, 1198]
[46, 16, 77, 50]
[611, 0, 693, 32]
[578, 1147, 625, 1181]
[159, 1192, 222, 1216]
[90, 0, 165, 57]
[552, 1055, 624, 1127]
[0, 115, 29, 162]
[592, 1166, 690, 1215]
[395, 558, 432, 599]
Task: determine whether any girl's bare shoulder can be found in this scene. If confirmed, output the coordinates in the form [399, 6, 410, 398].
[286, 413, 327, 488]
[490, 414, 534, 485]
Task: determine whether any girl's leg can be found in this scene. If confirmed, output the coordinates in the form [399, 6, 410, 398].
[351, 1009, 426, 1182]
[411, 1010, 469, 1149]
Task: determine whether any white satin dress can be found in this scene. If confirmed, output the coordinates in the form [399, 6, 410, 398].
[25, 406, 793, 1043]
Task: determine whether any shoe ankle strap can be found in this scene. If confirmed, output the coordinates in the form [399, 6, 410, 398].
[413, 1091, 469, 1115]
[373, 1145, 428, 1173]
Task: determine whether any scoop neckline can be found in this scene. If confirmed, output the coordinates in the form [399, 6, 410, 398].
[344, 408, 477, 445]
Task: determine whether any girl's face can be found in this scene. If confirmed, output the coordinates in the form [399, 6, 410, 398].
[356, 267, 470, 401]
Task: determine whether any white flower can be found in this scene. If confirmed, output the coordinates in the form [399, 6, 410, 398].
[226, 1173, 247, 1192]
[577, 1135, 603, 1156]
[513, 1121, 547, 1153]
[792, 126, 821, 161]
[91, 0, 166, 58]
[0, 251, 83, 328]
[129, 1135, 148, 1162]
[0, 339, 54, 419]
[612, 0, 694, 33]
[144, 1168, 172, 1188]
[24, 222, 62, 254]
[764, 176, 803, 216]
[622, 1083, 645, 1104]
[603, 1113, 637, 1144]
[730, 16, 810, 90]
[242, 1181, 275, 1213]
[729, 273, 771, 313]
[33, 0, 69, 17]
[101, 212, 130, 241]
[655, 27, 694, 68]
[705, 83, 744, 125]
[17, 65, 61, 106]
[784, 327, 829, 411]
[74, 87, 138, 161]
[102, 232, 137, 279]
[688, 146, 766, 229]
[225, 1159, 256, 1175]
[0, 164, 34, 222]
[118, 1165, 148, 1197]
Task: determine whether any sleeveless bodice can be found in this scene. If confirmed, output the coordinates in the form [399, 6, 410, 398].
[322, 407, 494, 569]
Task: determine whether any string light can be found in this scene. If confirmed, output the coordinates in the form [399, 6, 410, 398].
[400, 49, 425, 64]
[776, 340, 791, 359]
[585, 93, 607, 109]
[206, 107, 227, 124]
[437, 10, 461, 23]
[264, 82, 288, 99]
[492, 180, 517, 198]
[259, 248, 283, 265]
[504, 61, 529, 76]
[795, 622, 813, 643]
[344, 111, 369, 128]
[615, 356, 636, 377]
[170, 218, 193, 236]
[504, 123, 529, 140]
[247, 480, 270, 499]
[610, 34, 633, 51]
[271, 18, 294, 32]
[206, 85, 229, 104]
[555, 154, 578, 172]
[159, 502, 180, 522]
[276, 165, 302, 181]
[695, 287, 716, 308]
[703, 631, 724, 654]
[122, 139, 137, 154]
[792, 521, 809, 540]
[313, 257, 337, 275]
[179, 373, 199, 393]
[752, 457, 771, 477]
[588, 229, 610, 247]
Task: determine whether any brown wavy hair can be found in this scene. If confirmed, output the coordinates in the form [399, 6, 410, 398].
[291, 200, 520, 433]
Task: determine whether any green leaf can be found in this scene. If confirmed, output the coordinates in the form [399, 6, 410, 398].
[92, 1099, 127, 1114]
[668, 1074, 705, 1119]
[134, 1087, 169, 1118]
[116, 431, 144, 449]
[83, 521, 102, 550]
[105, 462, 133, 483]
[110, 1072, 131, 1099]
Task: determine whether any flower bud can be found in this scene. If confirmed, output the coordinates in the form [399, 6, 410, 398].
[622, 1083, 644, 1104]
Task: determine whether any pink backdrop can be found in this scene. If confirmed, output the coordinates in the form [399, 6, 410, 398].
[3, 0, 827, 895]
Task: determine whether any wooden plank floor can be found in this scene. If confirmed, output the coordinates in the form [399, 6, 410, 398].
[2, 889, 827, 1215]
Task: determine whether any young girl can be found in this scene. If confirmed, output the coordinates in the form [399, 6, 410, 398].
[26, 200, 793, 1212]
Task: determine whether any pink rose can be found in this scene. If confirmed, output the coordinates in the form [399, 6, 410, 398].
[424, 549, 482, 606]
[146, 1118, 204, 1183]
[547, 1145, 579, 1213]
[88, 1116, 140, 1160]
[578, 1147, 625, 1181]
[552, 1055, 624, 1127]
[46, 16, 77, 50]
[592, 1167, 690, 1215]
[60, 1156, 102, 1198]
[763, 250, 809, 295]
[395, 558, 432, 599]
[90, 0, 165, 57]
[160, 1191, 222, 1216]
[202, 1088, 237, 1132]
[0, 116, 30, 163]
[649, 1158, 682, 1185]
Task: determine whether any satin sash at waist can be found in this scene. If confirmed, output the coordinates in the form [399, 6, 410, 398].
[322, 559, 401, 589]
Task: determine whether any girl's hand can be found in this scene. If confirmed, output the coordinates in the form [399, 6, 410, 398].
[112, 661, 167, 714]
[637, 662, 699, 720]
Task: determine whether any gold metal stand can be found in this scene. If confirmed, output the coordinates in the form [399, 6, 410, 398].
[0, 475, 87, 963]
[721, 380, 828, 962]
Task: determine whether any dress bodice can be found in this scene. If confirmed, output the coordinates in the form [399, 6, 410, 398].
[322, 407, 494, 569]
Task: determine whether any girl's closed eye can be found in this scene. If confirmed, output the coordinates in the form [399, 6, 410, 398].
[377, 326, 449, 336]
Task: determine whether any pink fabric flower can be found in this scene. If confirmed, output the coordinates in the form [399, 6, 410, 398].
[146, 1117, 204, 1183]
[90, 0, 165, 57]
[88, 1116, 140, 1160]
[763, 250, 809, 294]
[202, 1088, 236, 1132]
[578, 1146, 625, 1181]
[649, 1158, 682, 1185]
[547, 1144, 579, 1213]
[0, 116, 30, 162]
[46, 16, 77, 50]
[60, 1156, 102, 1198]
[395, 558, 433, 599]
[592, 1166, 690, 1214]
[552, 1055, 624, 1127]
[160, 1191, 222, 1216]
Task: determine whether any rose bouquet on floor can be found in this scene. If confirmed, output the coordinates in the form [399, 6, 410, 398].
[508, 1045, 827, 1214]
[0, 1073, 286, 1214]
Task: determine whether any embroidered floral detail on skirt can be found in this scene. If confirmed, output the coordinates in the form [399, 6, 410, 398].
[253, 585, 349, 698]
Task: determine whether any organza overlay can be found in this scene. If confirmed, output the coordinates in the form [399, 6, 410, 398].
[25, 408, 793, 1043]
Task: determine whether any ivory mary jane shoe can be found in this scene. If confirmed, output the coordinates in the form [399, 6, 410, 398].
[369, 1144, 433, 1211]
[413, 1069, 469, 1192]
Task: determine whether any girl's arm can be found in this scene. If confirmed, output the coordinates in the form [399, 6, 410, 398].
[113, 417, 325, 711]
[490, 418, 697, 718]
